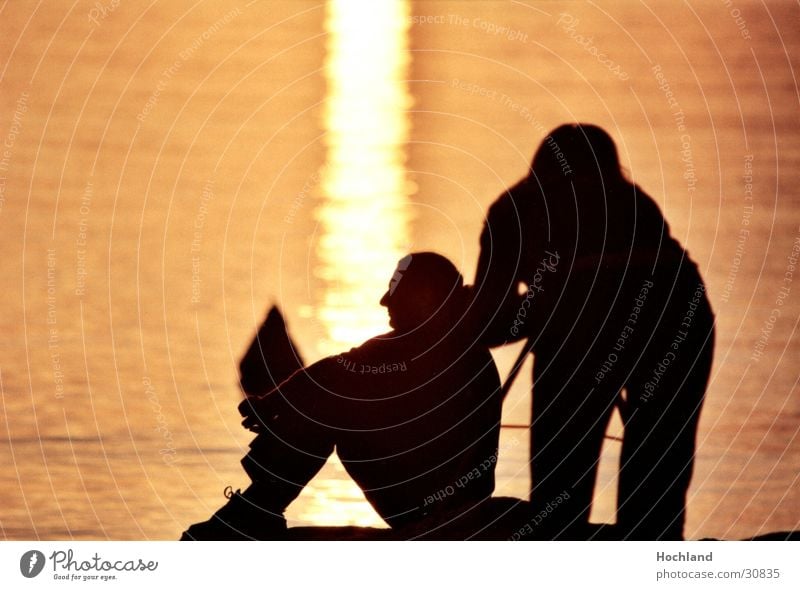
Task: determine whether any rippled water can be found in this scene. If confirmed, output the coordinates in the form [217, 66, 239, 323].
[0, 1, 797, 540]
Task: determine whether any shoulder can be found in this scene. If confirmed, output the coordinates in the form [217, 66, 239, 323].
[481, 180, 525, 245]
[630, 183, 660, 210]
[487, 178, 532, 221]
[630, 184, 680, 240]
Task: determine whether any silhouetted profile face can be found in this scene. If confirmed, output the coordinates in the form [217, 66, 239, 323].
[379, 252, 465, 333]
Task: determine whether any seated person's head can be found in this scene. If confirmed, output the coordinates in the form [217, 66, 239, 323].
[380, 252, 467, 334]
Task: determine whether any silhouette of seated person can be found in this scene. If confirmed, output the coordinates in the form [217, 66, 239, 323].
[182, 253, 505, 540]
[471, 124, 715, 540]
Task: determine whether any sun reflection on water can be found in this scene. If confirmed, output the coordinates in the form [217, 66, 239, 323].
[315, 0, 413, 357]
[289, 0, 413, 529]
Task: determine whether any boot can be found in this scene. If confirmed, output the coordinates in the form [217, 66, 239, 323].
[180, 486, 287, 541]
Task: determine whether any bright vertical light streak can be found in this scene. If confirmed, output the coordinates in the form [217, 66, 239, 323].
[316, 0, 413, 356]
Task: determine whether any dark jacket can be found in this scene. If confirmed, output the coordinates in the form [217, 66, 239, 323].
[248, 324, 503, 529]
[472, 176, 697, 352]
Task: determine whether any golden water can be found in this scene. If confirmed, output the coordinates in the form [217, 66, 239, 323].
[0, 0, 797, 540]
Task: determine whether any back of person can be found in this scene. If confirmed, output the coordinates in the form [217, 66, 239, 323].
[481, 162, 698, 354]
[328, 329, 502, 529]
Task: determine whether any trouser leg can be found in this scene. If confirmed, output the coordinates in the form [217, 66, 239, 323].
[530, 361, 617, 538]
[618, 313, 714, 540]
[240, 425, 332, 512]
[182, 407, 334, 540]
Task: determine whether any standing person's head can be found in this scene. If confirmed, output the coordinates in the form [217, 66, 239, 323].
[530, 124, 625, 189]
[380, 252, 468, 334]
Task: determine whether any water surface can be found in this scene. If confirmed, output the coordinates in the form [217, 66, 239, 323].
[0, 0, 797, 540]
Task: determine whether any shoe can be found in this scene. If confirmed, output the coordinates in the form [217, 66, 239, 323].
[180, 486, 288, 541]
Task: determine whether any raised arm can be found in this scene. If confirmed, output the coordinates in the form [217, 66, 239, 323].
[470, 193, 528, 347]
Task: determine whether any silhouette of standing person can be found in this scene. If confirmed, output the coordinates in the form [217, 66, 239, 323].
[472, 124, 715, 540]
[182, 253, 505, 540]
